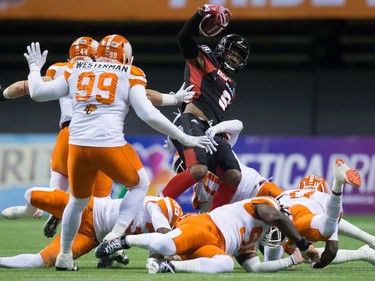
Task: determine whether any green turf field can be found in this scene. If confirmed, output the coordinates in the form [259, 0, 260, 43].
[0, 216, 374, 280]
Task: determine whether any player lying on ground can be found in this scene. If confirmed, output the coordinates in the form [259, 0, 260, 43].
[1, 187, 182, 269]
[95, 196, 320, 274]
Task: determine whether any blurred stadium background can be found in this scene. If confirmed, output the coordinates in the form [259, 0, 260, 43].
[0, 0, 374, 214]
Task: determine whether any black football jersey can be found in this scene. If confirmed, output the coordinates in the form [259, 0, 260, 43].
[183, 45, 237, 125]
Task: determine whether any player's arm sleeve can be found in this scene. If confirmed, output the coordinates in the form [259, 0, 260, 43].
[213, 120, 243, 147]
[177, 12, 203, 59]
[28, 72, 68, 102]
[146, 202, 172, 232]
[129, 85, 186, 140]
[239, 255, 294, 273]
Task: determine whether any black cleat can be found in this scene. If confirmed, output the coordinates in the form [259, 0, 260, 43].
[44, 214, 61, 238]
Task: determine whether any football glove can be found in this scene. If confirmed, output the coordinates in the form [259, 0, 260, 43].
[178, 134, 217, 155]
[197, 4, 231, 27]
[24, 42, 48, 72]
[171, 82, 195, 104]
[205, 127, 219, 147]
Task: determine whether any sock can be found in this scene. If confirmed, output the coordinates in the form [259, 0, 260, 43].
[114, 185, 148, 236]
[60, 195, 90, 253]
[127, 233, 176, 256]
[172, 255, 234, 273]
[208, 182, 237, 211]
[331, 178, 343, 194]
[161, 170, 197, 198]
[329, 249, 365, 264]
[321, 193, 342, 236]
[339, 219, 375, 248]
[0, 254, 45, 268]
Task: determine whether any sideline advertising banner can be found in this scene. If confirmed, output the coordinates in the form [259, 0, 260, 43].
[1, 0, 375, 21]
[0, 134, 374, 214]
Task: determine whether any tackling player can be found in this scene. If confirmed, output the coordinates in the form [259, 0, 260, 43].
[95, 196, 320, 273]
[24, 34, 213, 270]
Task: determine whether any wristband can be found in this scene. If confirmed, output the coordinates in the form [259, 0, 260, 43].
[295, 237, 310, 251]
[161, 93, 177, 106]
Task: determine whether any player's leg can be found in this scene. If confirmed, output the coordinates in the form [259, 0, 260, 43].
[2, 187, 69, 220]
[161, 113, 208, 198]
[209, 137, 241, 211]
[339, 219, 375, 250]
[95, 144, 149, 238]
[316, 245, 375, 266]
[55, 145, 96, 271]
[319, 159, 362, 237]
[45, 126, 70, 238]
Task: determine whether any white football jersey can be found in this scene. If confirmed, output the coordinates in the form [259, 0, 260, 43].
[63, 61, 147, 147]
[93, 196, 181, 242]
[46, 62, 73, 128]
[277, 189, 331, 215]
[209, 196, 279, 256]
[192, 161, 267, 209]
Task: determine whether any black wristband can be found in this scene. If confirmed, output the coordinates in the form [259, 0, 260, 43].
[296, 237, 310, 251]
[0, 88, 6, 101]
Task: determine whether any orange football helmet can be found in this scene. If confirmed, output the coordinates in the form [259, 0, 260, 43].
[69, 36, 98, 62]
[97, 34, 133, 64]
[299, 175, 330, 194]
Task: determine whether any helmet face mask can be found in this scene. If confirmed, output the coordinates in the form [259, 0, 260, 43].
[260, 226, 286, 248]
[69, 36, 99, 62]
[215, 34, 249, 74]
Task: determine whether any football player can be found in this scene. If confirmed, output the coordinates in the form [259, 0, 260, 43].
[276, 159, 363, 269]
[95, 196, 320, 274]
[160, 4, 251, 211]
[0, 187, 182, 269]
[24, 34, 213, 270]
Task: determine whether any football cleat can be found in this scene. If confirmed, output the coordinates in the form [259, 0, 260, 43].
[43, 214, 61, 238]
[55, 252, 79, 271]
[97, 255, 114, 268]
[359, 245, 375, 266]
[147, 258, 175, 274]
[2, 206, 43, 220]
[333, 159, 361, 188]
[95, 234, 129, 259]
[112, 251, 129, 266]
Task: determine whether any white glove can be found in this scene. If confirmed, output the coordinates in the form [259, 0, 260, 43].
[24, 42, 48, 72]
[205, 127, 219, 147]
[178, 134, 216, 154]
[171, 82, 195, 104]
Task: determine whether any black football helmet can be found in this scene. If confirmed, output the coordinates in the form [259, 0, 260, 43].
[214, 34, 249, 74]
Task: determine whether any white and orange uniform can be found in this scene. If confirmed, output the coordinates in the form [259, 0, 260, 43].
[0, 187, 182, 269]
[192, 161, 283, 212]
[276, 189, 342, 254]
[28, 59, 192, 255]
[45, 62, 112, 197]
[153, 197, 279, 259]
